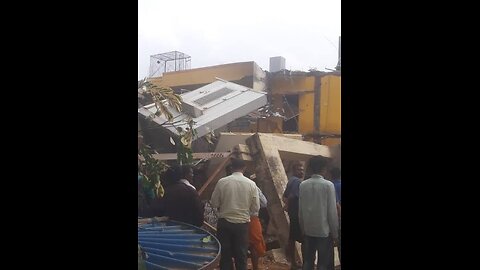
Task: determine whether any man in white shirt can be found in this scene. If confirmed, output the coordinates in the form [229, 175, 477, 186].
[211, 158, 260, 270]
[299, 156, 339, 270]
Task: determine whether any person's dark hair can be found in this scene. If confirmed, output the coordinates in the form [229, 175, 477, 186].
[330, 167, 341, 179]
[286, 160, 303, 175]
[163, 165, 183, 186]
[230, 158, 246, 171]
[225, 164, 233, 176]
[308, 155, 330, 174]
[180, 164, 193, 179]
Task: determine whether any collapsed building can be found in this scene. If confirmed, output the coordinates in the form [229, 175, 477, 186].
[140, 55, 340, 143]
[138, 52, 341, 265]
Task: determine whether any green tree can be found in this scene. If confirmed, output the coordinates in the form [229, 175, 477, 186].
[137, 78, 198, 200]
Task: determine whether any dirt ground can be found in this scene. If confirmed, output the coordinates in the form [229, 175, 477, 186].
[213, 255, 341, 270]
[211, 248, 341, 270]
[212, 257, 290, 270]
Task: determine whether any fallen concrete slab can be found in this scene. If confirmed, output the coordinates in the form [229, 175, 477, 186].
[245, 133, 330, 257]
[138, 80, 267, 139]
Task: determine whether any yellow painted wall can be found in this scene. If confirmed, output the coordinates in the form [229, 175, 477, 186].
[298, 92, 315, 133]
[319, 75, 341, 134]
[298, 75, 341, 135]
[149, 62, 254, 88]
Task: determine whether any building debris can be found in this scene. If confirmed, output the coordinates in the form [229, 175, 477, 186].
[245, 133, 330, 256]
[138, 80, 267, 140]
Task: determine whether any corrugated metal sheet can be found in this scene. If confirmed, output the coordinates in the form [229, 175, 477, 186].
[138, 80, 267, 139]
[138, 220, 220, 270]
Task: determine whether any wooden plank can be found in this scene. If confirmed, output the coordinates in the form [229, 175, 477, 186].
[139, 152, 230, 161]
[198, 155, 232, 196]
[203, 221, 217, 233]
[199, 144, 254, 200]
[163, 152, 230, 160]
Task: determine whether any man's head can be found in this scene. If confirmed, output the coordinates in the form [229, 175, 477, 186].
[181, 164, 194, 182]
[162, 165, 181, 186]
[290, 161, 305, 179]
[308, 155, 330, 175]
[225, 164, 233, 176]
[230, 158, 246, 173]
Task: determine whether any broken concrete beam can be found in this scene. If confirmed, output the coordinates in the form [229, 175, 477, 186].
[233, 144, 252, 161]
[233, 144, 250, 155]
[246, 133, 330, 252]
[202, 132, 303, 200]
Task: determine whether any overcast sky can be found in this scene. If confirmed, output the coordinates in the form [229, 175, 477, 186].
[138, 0, 341, 79]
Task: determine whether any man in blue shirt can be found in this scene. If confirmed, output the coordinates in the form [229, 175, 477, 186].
[283, 161, 305, 269]
[299, 156, 339, 270]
